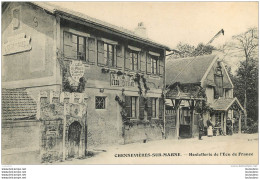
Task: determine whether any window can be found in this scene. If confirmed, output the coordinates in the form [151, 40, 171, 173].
[95, 96, 106, 109]
[152, 98, 157, 117]
[64, 32, 86, 61]
[131, 97, 137, 118]
[151, 56, 158, 75]
[130, 51, 138, 71]
[104, 43, 115, 67]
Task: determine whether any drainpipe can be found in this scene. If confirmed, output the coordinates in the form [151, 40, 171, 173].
[163, 49, 166, 139]
[62, 112, 67, 161]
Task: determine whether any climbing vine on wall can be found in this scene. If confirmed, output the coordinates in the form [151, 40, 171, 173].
[133, 73, 150, 95]
[57, 49, 86, 93]
[115, 95, 129, 125]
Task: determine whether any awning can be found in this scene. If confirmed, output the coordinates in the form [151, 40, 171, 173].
[124, 90, 139, 96]
[210, 97, 244, 111]
[145, 92, 162, 98]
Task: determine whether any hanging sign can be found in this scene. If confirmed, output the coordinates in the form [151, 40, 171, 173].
[70, 60, 85, 82]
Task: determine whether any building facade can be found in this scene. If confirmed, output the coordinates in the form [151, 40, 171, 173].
[2, 2, 171, 164]
[165, 53, 244, 139]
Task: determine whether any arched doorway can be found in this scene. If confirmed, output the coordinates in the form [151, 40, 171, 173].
[68, 121, 82, 158]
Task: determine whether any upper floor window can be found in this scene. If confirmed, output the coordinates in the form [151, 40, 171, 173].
[151, 55, 158, 75]
[147, 52, 163, 76]
[130, 51, 138, 71]
[125, 46, 141, 71]
[98, 40, 116, 67]
[214, 62, 224, 99]
[104, 43, 115, 67]
[64, 32, 86, 61]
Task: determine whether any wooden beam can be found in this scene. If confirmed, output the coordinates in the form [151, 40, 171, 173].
[239, 110, 242, 134]
[176, 107, 180, 139]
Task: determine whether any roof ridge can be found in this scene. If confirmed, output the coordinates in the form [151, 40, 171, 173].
[30, 2, 171, 50]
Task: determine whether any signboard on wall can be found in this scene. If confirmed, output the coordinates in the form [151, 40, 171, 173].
[70, 60, 85, 82]
[3, 33, 32, 55]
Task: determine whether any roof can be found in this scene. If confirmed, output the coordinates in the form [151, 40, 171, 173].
[2, 89, 37, 120]
[210, 97, 244, 111]
[166, 54, 218, 86]
[29, 2, 171, 51]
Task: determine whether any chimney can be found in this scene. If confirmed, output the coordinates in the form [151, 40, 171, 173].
[134, 22, 147, 38]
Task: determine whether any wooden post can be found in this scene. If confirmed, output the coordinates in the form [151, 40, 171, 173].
[221, 112, 224, 134]
[176, 106, 180, 139]
[163, 100, 166, 139]
[191, 100, 195, 138]
[223, 112, 227, 135]
[239, 110, 242, 134]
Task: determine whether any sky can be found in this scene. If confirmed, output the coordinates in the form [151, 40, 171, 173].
[49, 2, 258, 72]
[49, 2, 258, 49]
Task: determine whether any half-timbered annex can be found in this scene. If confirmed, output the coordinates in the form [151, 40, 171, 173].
[165, 53, 244, 139]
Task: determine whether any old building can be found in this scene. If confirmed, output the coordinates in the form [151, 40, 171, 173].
[2, 2, 171, 164]
[165, 53, 244, 139]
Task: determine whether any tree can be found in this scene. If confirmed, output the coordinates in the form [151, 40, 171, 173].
[223, 27, 258, 127]
[233, 58, 258, 126]
[170, 42, 215, 58]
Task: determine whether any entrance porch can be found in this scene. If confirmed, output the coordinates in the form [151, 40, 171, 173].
[210, 97, 244, 135]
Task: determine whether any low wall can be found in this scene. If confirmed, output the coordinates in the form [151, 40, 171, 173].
[2, 120, 41, 164]
[124, 121, 163, 144]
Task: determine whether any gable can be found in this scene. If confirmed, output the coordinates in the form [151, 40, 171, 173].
[2, 2, 56, 86]
[202, 60, 233, 89]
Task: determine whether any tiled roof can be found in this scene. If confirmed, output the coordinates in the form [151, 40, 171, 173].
[30, 2, 171, 50]
[2, 89, 37, 120]
[210, 97, 244, 111]
[166, 54, 217, 86]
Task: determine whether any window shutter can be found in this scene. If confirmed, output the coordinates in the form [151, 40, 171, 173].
[125, 48, 130, 71]
[147, 97, 152, 120]
[157, 58, 160, 75]
[159, 58, 164, 76]
[140, 51, 146, 73]
[116, 45, 123, 70]
[125, 96, 131, 118]
[159, 98, 164, 120]
[63, 32, 73, 59]
[146, 53, 151, 74]
[139, 96, 145, 120]
[88, 38, 96, 64]
[85, 38, 89, 63]
[97, 40, 105, 66]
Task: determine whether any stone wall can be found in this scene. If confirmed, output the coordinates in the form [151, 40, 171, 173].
[2, 120, 41, 164]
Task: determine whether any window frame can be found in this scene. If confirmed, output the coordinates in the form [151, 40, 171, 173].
[130, 96, 138, 118]
[130, 50, 139, 71]
[63, 31, 88, 62]
[152, 98, 157, 118]
[95, 96, 106, 109]
[151, 55, 158, 75]
[104, 42, 115, 67]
